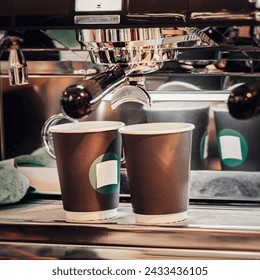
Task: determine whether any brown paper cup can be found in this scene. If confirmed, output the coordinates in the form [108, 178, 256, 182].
[119, 122, 194, 224]
[50, 121, 124, 222]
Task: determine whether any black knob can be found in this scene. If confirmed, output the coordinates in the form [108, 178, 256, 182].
[227, 81, 260, 119]
[61, 66, 125, 119]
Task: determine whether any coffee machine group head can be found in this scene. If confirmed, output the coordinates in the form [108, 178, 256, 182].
[61, 26, 217, 118]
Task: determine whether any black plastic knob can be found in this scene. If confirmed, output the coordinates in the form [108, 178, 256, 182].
[227, 81, 260, 119]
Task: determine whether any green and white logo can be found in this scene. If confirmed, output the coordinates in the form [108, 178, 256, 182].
[218, 128, 248, 168]
[89, 153, 120, 195]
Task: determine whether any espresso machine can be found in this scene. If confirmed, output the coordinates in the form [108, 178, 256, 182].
[1, 0, 260, 161]
[1, 0, 260, 260]
[1, 1, 260, 178]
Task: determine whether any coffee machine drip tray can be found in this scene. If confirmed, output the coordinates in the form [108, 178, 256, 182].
[0, 197, 260, 259]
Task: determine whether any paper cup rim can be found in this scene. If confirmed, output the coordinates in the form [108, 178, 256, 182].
[50, 121, 125, 133]
[119, 122, 195, 135]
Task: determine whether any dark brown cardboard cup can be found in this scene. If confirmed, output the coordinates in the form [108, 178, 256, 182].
[119, 122, 194, 224]
[50, 121, 124, 222]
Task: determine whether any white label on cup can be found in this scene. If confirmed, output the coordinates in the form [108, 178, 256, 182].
[219, 135, 242, 160]
[96, 160, 118, 189]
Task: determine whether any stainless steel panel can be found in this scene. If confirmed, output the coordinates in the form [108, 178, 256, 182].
[1, 75, 84, 158]
[0, 201, 260, 259]
[1, 242, 260, 260]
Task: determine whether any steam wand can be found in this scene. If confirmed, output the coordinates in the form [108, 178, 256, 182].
[0, 34, 29, 86]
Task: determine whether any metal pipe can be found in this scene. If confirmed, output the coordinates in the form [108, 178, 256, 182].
[8, 37, 29, 86]
[0, 33, 30, 159]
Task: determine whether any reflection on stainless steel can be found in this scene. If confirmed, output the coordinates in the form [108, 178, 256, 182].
[88, 75, 127, 107]
[0, 200, 260, 259]
[156, 81, 201, 91]
[41, 114, 76, 159]
[74, 15, 121, 25]
[0, 35, 29, 86]
[111, 75, 152, 110]
[111, 85, 152, 110]
[190, 12, 258, 21]
[8, 39, 29, 86]
[78, 27, 217, 75]
[189, 171, 260, 200]
[1, 242, 260, 260]
[127, 13, 186, 23]
[79, 27, 214, 46]
[0, 34, 29, 158]
[120, 169, 260, 199]
[1, 75, 84, 159]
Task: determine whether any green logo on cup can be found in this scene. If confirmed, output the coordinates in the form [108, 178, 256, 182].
[89, 153, 120, 195]
[217, 128, 248, 167]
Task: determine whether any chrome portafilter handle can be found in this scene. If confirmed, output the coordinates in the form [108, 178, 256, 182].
[60, 65, 126, 119]
[60, 65, 153, 119]
[41, 65, 152, 158]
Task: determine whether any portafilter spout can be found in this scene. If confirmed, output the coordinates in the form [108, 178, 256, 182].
[111, 75, 152, 110]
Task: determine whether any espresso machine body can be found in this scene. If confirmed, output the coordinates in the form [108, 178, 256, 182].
[1, 0, 260, 163]
[1, 0, 260, 260]
[0, 1, 259, 163]
[0, 0, 259, 29]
